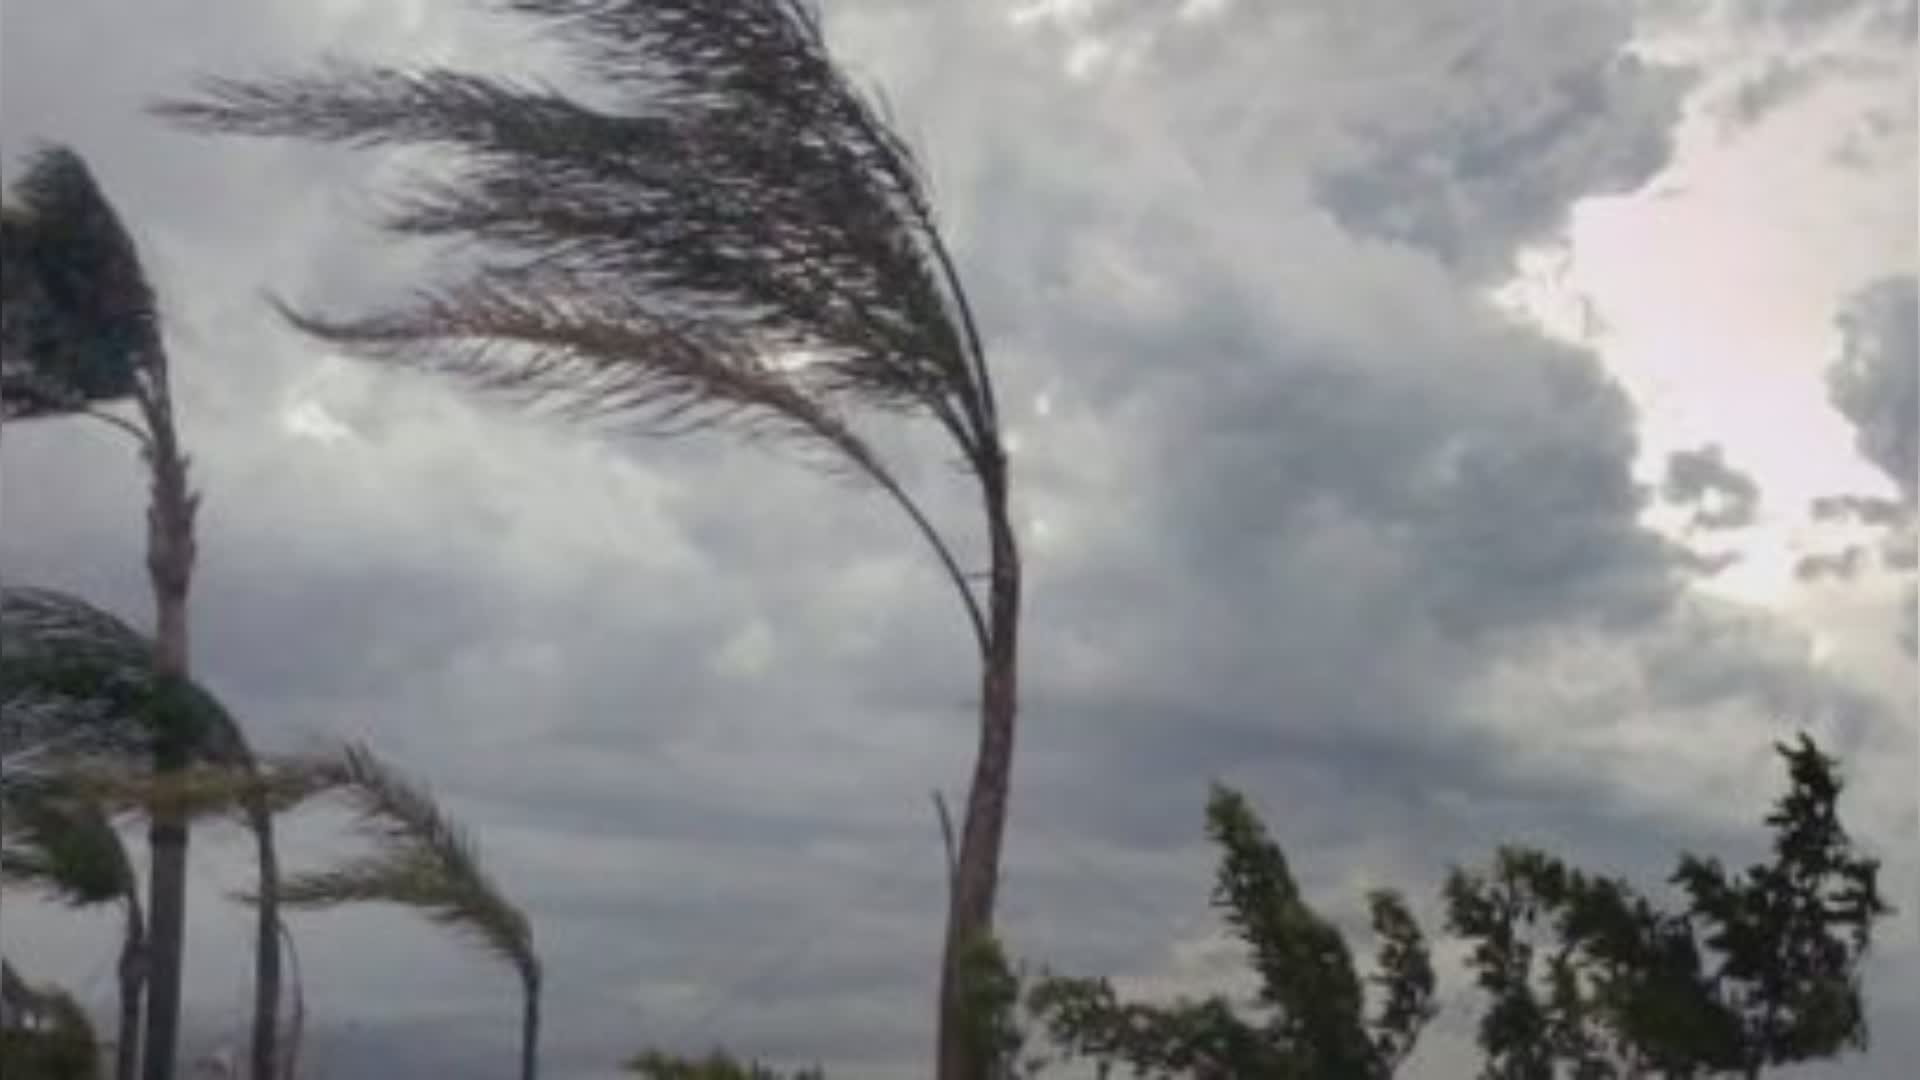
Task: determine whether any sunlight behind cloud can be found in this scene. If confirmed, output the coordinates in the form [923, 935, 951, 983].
[1492, 10, 1913, 613]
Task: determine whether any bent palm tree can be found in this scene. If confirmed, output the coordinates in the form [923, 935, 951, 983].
[0, 583, 285, 1080]
[1, 777, 145, 1080]
[263, 743, 540, 1080]
[158, 5, 1021, 1076]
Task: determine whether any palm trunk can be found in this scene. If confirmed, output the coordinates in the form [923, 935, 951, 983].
[245, 800, 281, 1080]
[140, 399, 196, 1080]
[116, 896, 147, 1080]
[519, 970, 541, 1080]
[277, 921, 303, 1080]
[936, 468, 1022, 1080]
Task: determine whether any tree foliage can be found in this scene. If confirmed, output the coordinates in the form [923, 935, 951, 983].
[1028, 785, 1436, 1079]
[2, 587, 249, 774]
[1, 585, 286, 1080]
[264, 742, 543, 1080]
[1446, 736, 1890, 1079]
[1028, 738, 1886, 1080]
[0, 961, 101, 1080]
[0, 145, 158, 421]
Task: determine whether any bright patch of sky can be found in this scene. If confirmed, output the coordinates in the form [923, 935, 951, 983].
[1494, 2, 1913, 612]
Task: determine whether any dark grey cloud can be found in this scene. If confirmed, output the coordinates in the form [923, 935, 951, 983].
[1829, 274, 1919, 502]
[1804, 274, 1917, 653]
[1663, 443, 1762, 530]
[3, 1, 1913, 1077]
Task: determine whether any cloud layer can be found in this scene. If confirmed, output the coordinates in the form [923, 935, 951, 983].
[3, 1, 1912, 1077]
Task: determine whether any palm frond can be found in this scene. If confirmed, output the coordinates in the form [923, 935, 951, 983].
[0, 774, 137, 909]
[0, 144, 159, 420]
[0, 958, 100, 1054]
[271, 743, 537, 989]
[52, 758, 329, 823]
[1, 586, 251, 774]
[152, 0, 993, 456]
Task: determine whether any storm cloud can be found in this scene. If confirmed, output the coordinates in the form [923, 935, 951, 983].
[3, 1, 1913, 1077]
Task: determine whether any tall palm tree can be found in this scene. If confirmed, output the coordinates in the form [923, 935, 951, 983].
[1, 776, 145, 1080]
[269, 743, 542, 1080]
[157, 6, 1020, 1072]
[0, 581, 285, 1080]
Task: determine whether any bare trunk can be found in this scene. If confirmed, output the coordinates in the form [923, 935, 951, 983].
[142, 816, 188, 1080]
[935, 466, 1021, 1080]
[140, 403, 196, 1080]
[276, 920, 304, 1080]
[116, 899, 146, 1080]
[246, 802, 281, 1080]
[520, 973, 541, 1080]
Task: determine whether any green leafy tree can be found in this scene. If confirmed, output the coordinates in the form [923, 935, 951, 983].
[1030, 738, 1884, 1079]
[1444, 735, 1888, 1080]
[0, 148, 282, 1080]
[1028, 785, 1437, 1079]
[0, 582, 286, 1080]
[261, 743, 543, 1080]
[156, 6, 1021, 1073]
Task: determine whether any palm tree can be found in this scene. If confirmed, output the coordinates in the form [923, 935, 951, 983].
[266, 743, 541, 1080]
[157, 7, 1020, 1072]
[1, 776, 145, 1080]
[0, 581, 285, 1080]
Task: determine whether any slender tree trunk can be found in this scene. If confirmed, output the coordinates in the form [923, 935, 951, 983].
[936, 464, 1022, 1080]
[246, 800, 281, 1080]
[519, 973, 541, 1080]
[278, 922, 303, 1080]
[116, 898, 147, 1080]
[140, 401, 196, 1080]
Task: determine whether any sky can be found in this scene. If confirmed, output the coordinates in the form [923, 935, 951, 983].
[1, 0, 1915, 1077]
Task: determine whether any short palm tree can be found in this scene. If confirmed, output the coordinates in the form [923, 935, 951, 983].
[158, 8, 1022, 1071]
[271, 743, 541, 1080]
[0, 581, 285, 1080]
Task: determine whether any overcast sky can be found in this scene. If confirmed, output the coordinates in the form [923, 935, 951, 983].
[2, 1, 1915, 1077]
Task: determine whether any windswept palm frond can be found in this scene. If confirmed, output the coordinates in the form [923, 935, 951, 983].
[52, 760, 329, 825]
[2, 774, 146, 1080]
[0, 775, 137, 909]
[2, 586, 286, 1080]
[3, 587, 169, 770]
[154, 4, 1000, 641]
[1, 587, 247, 771]
[275, 744, 536, 984]
[267, 742, 541, 1078]
[0, 145, 160, 421]
[152, 9, 990, 444]
[0, 959, 101, 1077]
